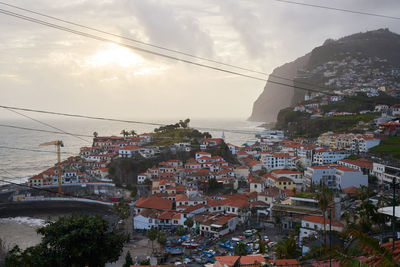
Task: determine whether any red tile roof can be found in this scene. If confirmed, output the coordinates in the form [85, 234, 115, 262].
[214, 256, 239, 267]
[302, 215, 343, 228]
[239, 255, 265, 265]
[135, 196, 173, 210]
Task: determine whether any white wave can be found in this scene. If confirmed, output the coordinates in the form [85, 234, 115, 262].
[0, 216, 47, 227]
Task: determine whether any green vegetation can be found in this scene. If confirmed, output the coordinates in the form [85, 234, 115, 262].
[5, 215, 125, 267]
[147, 227, 158, 253]
[150, 118, 211, 146]
[274, 232, 301, 259]
[123, 251, 133, 267]
[370, 136, 400, 160]
[275, 93, 398, 137]
[184, 217, 194, 229]
[294, 191, 316, 199]
[234, 242, 248, 256]
[277, 113, 379, 138]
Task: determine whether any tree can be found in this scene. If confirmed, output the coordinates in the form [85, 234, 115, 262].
[208, 178, 220, 192]
[274, 233, 301, 259]
[175, 225, 186, 236]
[184, 217, 194, 229]
[121, 130, 129, 137]
[234, 242, 248, 256]
[130, 130, 137, 137]
[316, 186, 333, 247]
[147, 227, 158, 253]
[93, 131, 98, 138]
[130, 186, 137, 198]
[113, 200, 131, 220]
[123, 251, 133, 267]
[157, 231, 167, 246]
[5, 215, 125, 267]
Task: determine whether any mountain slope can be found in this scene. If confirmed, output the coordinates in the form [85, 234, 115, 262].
[248, 28, 400, 123]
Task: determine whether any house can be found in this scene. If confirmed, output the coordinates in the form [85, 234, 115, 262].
[391, 104, 400, 116]
[225, 197, 251, 223]
[134, 196, 173, 213]
[133, 209, 161, 230]
[248, 160, 263, 172]
[273, 176, 296, 191]
[271, 170, 305, 191]
[195, 152, 211, 161]
[257, 187, 286, 204]
[196, 213, 239, 238]
[304, 165, 368, 190]
[200, 138, 223, 150]
[299, 215, 344, 241]
[137, 173, 149, 184]
[118, 145, 140, 158]
[248, 177, 264, 193]
[226, 143, 240, 155]
[214, 255, 267, 267]
[234, 165, 250, 179]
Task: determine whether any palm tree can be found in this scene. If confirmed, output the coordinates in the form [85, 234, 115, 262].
[120, 130, 129, 137]
[130, 130, 137, 137]
[316, 186, 333, 247]
[93, 131, 98, 138]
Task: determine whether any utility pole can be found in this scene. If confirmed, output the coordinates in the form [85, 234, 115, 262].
[40, 140, 64, 195]
[392, 177, 396, 252]
[329, 208, 332, 267]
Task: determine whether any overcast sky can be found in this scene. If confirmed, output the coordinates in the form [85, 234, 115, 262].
[1, 0, 399, 121]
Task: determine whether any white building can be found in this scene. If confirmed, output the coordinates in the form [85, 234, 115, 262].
[300, 215, 344, 241]
[261, 152, 296, 170]
[118, 145, 140, 158]
[304, 165, 368, 190]
[372, 163, 400, 186]
[312, 149, 349, 165]
[351, 136, 380, 153]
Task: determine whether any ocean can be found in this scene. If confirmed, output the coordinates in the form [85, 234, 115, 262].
[0, 117, 264, 185]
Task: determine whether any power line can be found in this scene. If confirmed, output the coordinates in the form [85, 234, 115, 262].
[0, 2, 340, 94]
[0, 8, 267, 83]
[273, 0, 400, 20]
[3, 107, 91, 143]
[0, 105, 264, 135]
[0, 123, 92, 137]
[0, 8, 339, 97]
[0, 145, 75, 156]
[0, 1, 267, 76]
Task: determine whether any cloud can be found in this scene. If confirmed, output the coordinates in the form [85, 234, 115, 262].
[125, 0, 215, 58]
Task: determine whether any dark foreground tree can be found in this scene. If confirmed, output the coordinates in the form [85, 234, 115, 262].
[123, 251, 133, 267]
[234, 242, 248, 256]
[5, 215, 125, 267]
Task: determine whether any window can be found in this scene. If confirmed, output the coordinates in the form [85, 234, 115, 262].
[149, 219, 152, 223]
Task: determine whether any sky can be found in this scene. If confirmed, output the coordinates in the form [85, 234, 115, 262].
[0, 0, 400, 121]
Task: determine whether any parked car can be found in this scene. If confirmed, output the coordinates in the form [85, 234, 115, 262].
[244, 230, 253, 236]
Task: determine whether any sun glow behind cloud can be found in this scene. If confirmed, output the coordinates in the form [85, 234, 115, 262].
[86, 43, 144, 67]
[84, 43, 168, 76]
